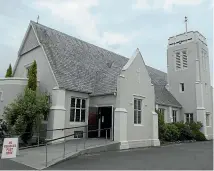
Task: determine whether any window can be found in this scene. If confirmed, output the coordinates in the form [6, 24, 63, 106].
[175, 50, 188, 71]
[74, 131, 83, 138]
[175, 52, 181, 70]
[26, 66, 32, 78]
[180, 83, 184, 92]
[182, 50, 188, 69]
[172, 110, 177, 123]
[206, 113, 210, 126]
[185, 113, 193, 123]
[70, 98, 86, 122]
[134, 99, 142, 124]
[158, 108, 165, 115]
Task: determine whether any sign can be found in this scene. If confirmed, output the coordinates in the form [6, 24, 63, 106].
[1, 138, 19, 159]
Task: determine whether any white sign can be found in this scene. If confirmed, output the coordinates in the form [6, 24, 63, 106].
[1, 138, 19, 159]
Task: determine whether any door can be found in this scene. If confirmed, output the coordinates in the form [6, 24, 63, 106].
[99, 107, 112, 138]
[88, 107, 98, 138]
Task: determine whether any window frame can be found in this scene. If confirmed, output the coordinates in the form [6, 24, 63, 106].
[24, 62, 34, 78]
[70, 97, 86, 123]
[206, 113, 210, 127]
[174, 49, 188, 71]
[172, 110, 177, 123]
[134, 98, 142, 125]
[185, 113, 193, 123]
[180, 83, 185, 93]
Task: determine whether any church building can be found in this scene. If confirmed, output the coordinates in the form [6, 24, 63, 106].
[0, 20, 213, 149]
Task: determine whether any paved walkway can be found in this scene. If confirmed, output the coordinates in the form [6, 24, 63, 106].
[8, 138, 113, 170]
[47, 141, 213, 170]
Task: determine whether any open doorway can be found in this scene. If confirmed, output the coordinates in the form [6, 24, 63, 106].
[98, 106, 112, 139]
[88, 106, 113, 139]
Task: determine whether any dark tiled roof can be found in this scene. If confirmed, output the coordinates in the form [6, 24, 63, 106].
[154, 85, 182, 108]
[31, 21, 181, 107]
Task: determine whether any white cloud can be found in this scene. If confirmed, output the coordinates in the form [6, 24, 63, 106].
[31, 0, 141, 52]
[33, 0, 100, 42]
[102, 31, 141, 46]
[132, 0, 204, 11]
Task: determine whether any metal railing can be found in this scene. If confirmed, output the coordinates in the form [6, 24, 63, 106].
[0, 125, 88, 149]
[45, 127, 112, 167]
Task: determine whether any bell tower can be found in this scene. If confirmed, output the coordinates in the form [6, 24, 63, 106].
[167, 17, 213, 137]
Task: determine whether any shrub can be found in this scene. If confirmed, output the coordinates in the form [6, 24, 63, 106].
[156, 110, 165, 141]
[0, 119, 8, 144]
[188, 121, 203, 131]
[174, 122, 194, 141]
[192, 130, 207, 141]
[164, 123, 180, 142]
[4, 88, 50, 144]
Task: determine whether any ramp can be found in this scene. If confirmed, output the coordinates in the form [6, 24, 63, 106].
[8, 138, 120, 170]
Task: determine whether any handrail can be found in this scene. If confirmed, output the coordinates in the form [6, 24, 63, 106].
[46, 127, 111, 143]
[45, 127, 112, 167]
[45, 125, 89, 132]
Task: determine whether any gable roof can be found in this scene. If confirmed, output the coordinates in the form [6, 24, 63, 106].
[30, 21, 181, 108]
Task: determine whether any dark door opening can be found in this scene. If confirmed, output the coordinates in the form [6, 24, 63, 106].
[99, 106, 112, 139]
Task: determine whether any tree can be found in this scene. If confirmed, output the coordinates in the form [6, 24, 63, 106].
[27, 60, 37, 91]
[5, 64, 12, 77]
[4, 88, 50, 144]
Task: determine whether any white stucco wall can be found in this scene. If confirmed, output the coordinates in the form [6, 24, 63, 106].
[64, 90, 89, 139]
[115, 50, 158, 148]
[89, 94, 116, 107]
[13, 25, 57, 94]
[0, 78, 29, 119]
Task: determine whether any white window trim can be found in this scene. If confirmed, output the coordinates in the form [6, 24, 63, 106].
[70, 97, 86, 123]
[206, 113, 211, 127]
[172, 110, 177, 123]
[185, 113, 193, 123]
[133, 95, 144, 126]
[179, 83, 185, 93]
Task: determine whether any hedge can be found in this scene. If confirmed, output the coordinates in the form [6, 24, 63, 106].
[156, 110, 207, 142]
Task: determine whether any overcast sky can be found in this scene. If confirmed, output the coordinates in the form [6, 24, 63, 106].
[0, 0, 213, 84]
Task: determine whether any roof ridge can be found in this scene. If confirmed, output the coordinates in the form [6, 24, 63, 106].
[30, 20, 128, 61]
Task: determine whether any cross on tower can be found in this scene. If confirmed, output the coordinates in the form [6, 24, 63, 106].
[184, 16, 188, 33]
[37, 15, 40, 23]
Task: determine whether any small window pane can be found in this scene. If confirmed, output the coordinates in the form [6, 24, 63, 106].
[76, 109, 80, 122]
[190, 114, 193, 123]
[81, 109, 85, 122]
[70, 109, 75, 122]
[134, 99, 137, 110]
[71, 98, 75, 107]
[76, 99, 81, 108]
[82, 99, 86, 108]
[134, 110, 137, 124]
[138, 111, 141, 124]
[138, 100, 141, 110]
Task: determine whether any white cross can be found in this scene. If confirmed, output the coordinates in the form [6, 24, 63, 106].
[37, 15, 40, 23]
[136, 68, 140, 83]
[184, 16, 188, 33]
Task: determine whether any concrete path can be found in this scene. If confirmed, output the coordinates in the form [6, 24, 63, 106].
[46, 141, 213, 170]
[8, 138, 114, 170]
